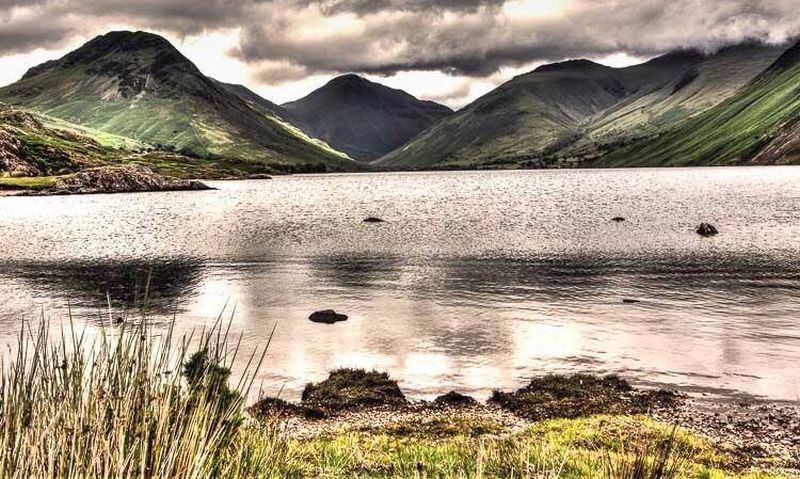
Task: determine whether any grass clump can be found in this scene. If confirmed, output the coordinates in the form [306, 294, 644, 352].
[301, 368, 408, 413]
[0, 316, 271, 478]
[489, 374, 678, 421]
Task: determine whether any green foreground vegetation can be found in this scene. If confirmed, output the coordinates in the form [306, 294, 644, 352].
[0, 315, 791, 479]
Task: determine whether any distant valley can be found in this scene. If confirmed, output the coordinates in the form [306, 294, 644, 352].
[1, 30, 799, 192]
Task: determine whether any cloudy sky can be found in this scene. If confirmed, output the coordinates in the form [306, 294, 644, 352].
[1, 0, 798, 107]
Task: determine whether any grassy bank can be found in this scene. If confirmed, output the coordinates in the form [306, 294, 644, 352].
[0, 317, 792, 478]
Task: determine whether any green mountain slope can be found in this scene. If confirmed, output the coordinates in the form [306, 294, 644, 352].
[283, 74, 453, 162]
[0, 31, 356, 172]
[575, 43, 786, 152]
[377, 41, 788, 169]
[599, 40, 800, 167]
[0, 104, 293, 185]
[376, 54, 704, 169]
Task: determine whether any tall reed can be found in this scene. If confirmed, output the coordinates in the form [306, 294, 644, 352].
[0, 313, 269, 478]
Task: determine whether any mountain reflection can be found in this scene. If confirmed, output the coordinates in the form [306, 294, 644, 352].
[0, 258, 204, 314]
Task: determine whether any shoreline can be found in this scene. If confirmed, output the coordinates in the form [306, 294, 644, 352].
[260, 394, 800, 475]
[250, 370, 800, 474]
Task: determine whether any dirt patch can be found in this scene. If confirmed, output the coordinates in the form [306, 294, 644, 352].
[489, 374, 679, 421]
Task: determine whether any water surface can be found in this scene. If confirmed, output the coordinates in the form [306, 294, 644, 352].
[1, 168, 799, 401]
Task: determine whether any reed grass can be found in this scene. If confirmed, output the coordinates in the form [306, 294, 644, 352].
[0, 313, 268, 478]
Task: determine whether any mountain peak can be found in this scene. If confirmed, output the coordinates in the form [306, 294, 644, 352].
[644, 49, 707, 67]
[326, 74, 376, 91]
[283, 74, 451, 161]
[22, 30, 196, 82]
[534, 59, 607, 73]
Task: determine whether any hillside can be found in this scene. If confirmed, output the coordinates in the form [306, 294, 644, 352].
[573, 42, 786, 156]
[0, 104, 290, 190]
[375, 55, 704, 169]
[283, 74, 453, 161]
[599, 40, 800, 167]
[0, 31, 356, 173]
[377, 41, 788, 169]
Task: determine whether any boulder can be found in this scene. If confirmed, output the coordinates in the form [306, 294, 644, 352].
[364, 217, 385, 223]
[696, 222, 719, 237]
[611, 217, 626, 222]
[309, 309, 348, 324]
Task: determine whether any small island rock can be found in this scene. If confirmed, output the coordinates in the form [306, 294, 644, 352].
[363, 217, 385, 223]
[611, 217, 626, 222]
[696, 223, 719, 237]
[309, 309, 348, 324]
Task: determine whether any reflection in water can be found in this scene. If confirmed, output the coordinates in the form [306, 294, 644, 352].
[0, 258, 204, 316]
[0, 168, 799, 401]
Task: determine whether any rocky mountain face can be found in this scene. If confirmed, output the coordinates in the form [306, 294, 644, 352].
[283, 74, 452, 161]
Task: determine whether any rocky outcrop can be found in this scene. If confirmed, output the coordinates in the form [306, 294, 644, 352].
[25, 165, 211, 195]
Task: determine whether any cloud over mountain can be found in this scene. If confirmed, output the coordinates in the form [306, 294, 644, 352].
[1, 0, 799, 81]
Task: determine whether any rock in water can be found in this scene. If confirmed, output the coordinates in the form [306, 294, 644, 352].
[364, 217, 385, 223]
[309, 309, 348, 324]
[696, 222, 719, 237]
[611, 217, 626, 222]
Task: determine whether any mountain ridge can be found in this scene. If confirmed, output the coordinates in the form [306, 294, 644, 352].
[377, 40, 791, 169]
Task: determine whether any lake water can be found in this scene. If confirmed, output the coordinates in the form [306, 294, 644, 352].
[1, 168, 799, 401]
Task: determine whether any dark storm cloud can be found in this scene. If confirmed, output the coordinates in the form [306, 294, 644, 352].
[1, 0, 799, 79]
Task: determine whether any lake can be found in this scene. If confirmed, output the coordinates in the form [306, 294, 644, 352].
[1, 167, 799, 401]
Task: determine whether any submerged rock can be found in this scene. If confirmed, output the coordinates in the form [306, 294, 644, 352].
[309, 309, 348, 324]
[301, 368, 407, 412]
[24, 165, 212, 196]
[696, 222, 719, 237]
[363, 217, 385, 223]
[433, 391, 478, 407]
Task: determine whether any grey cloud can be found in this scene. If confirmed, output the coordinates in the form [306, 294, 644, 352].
[236, 0, 800, 80]
[0, 0, 799, 80]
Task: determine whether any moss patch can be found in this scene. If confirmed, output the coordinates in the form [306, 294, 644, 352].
[489, 374, 678, 421]
[301, 369, 407, 413]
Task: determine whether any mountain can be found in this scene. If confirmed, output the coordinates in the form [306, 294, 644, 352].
[376, 54, 704, 169]
[377, 41, 787, 169]
[0, 31, 356, 173]
[599, 40, 800, 167]
[282, 74, 453, 161]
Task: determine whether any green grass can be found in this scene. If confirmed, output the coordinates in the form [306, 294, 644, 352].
[0, 176, 58, 190]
